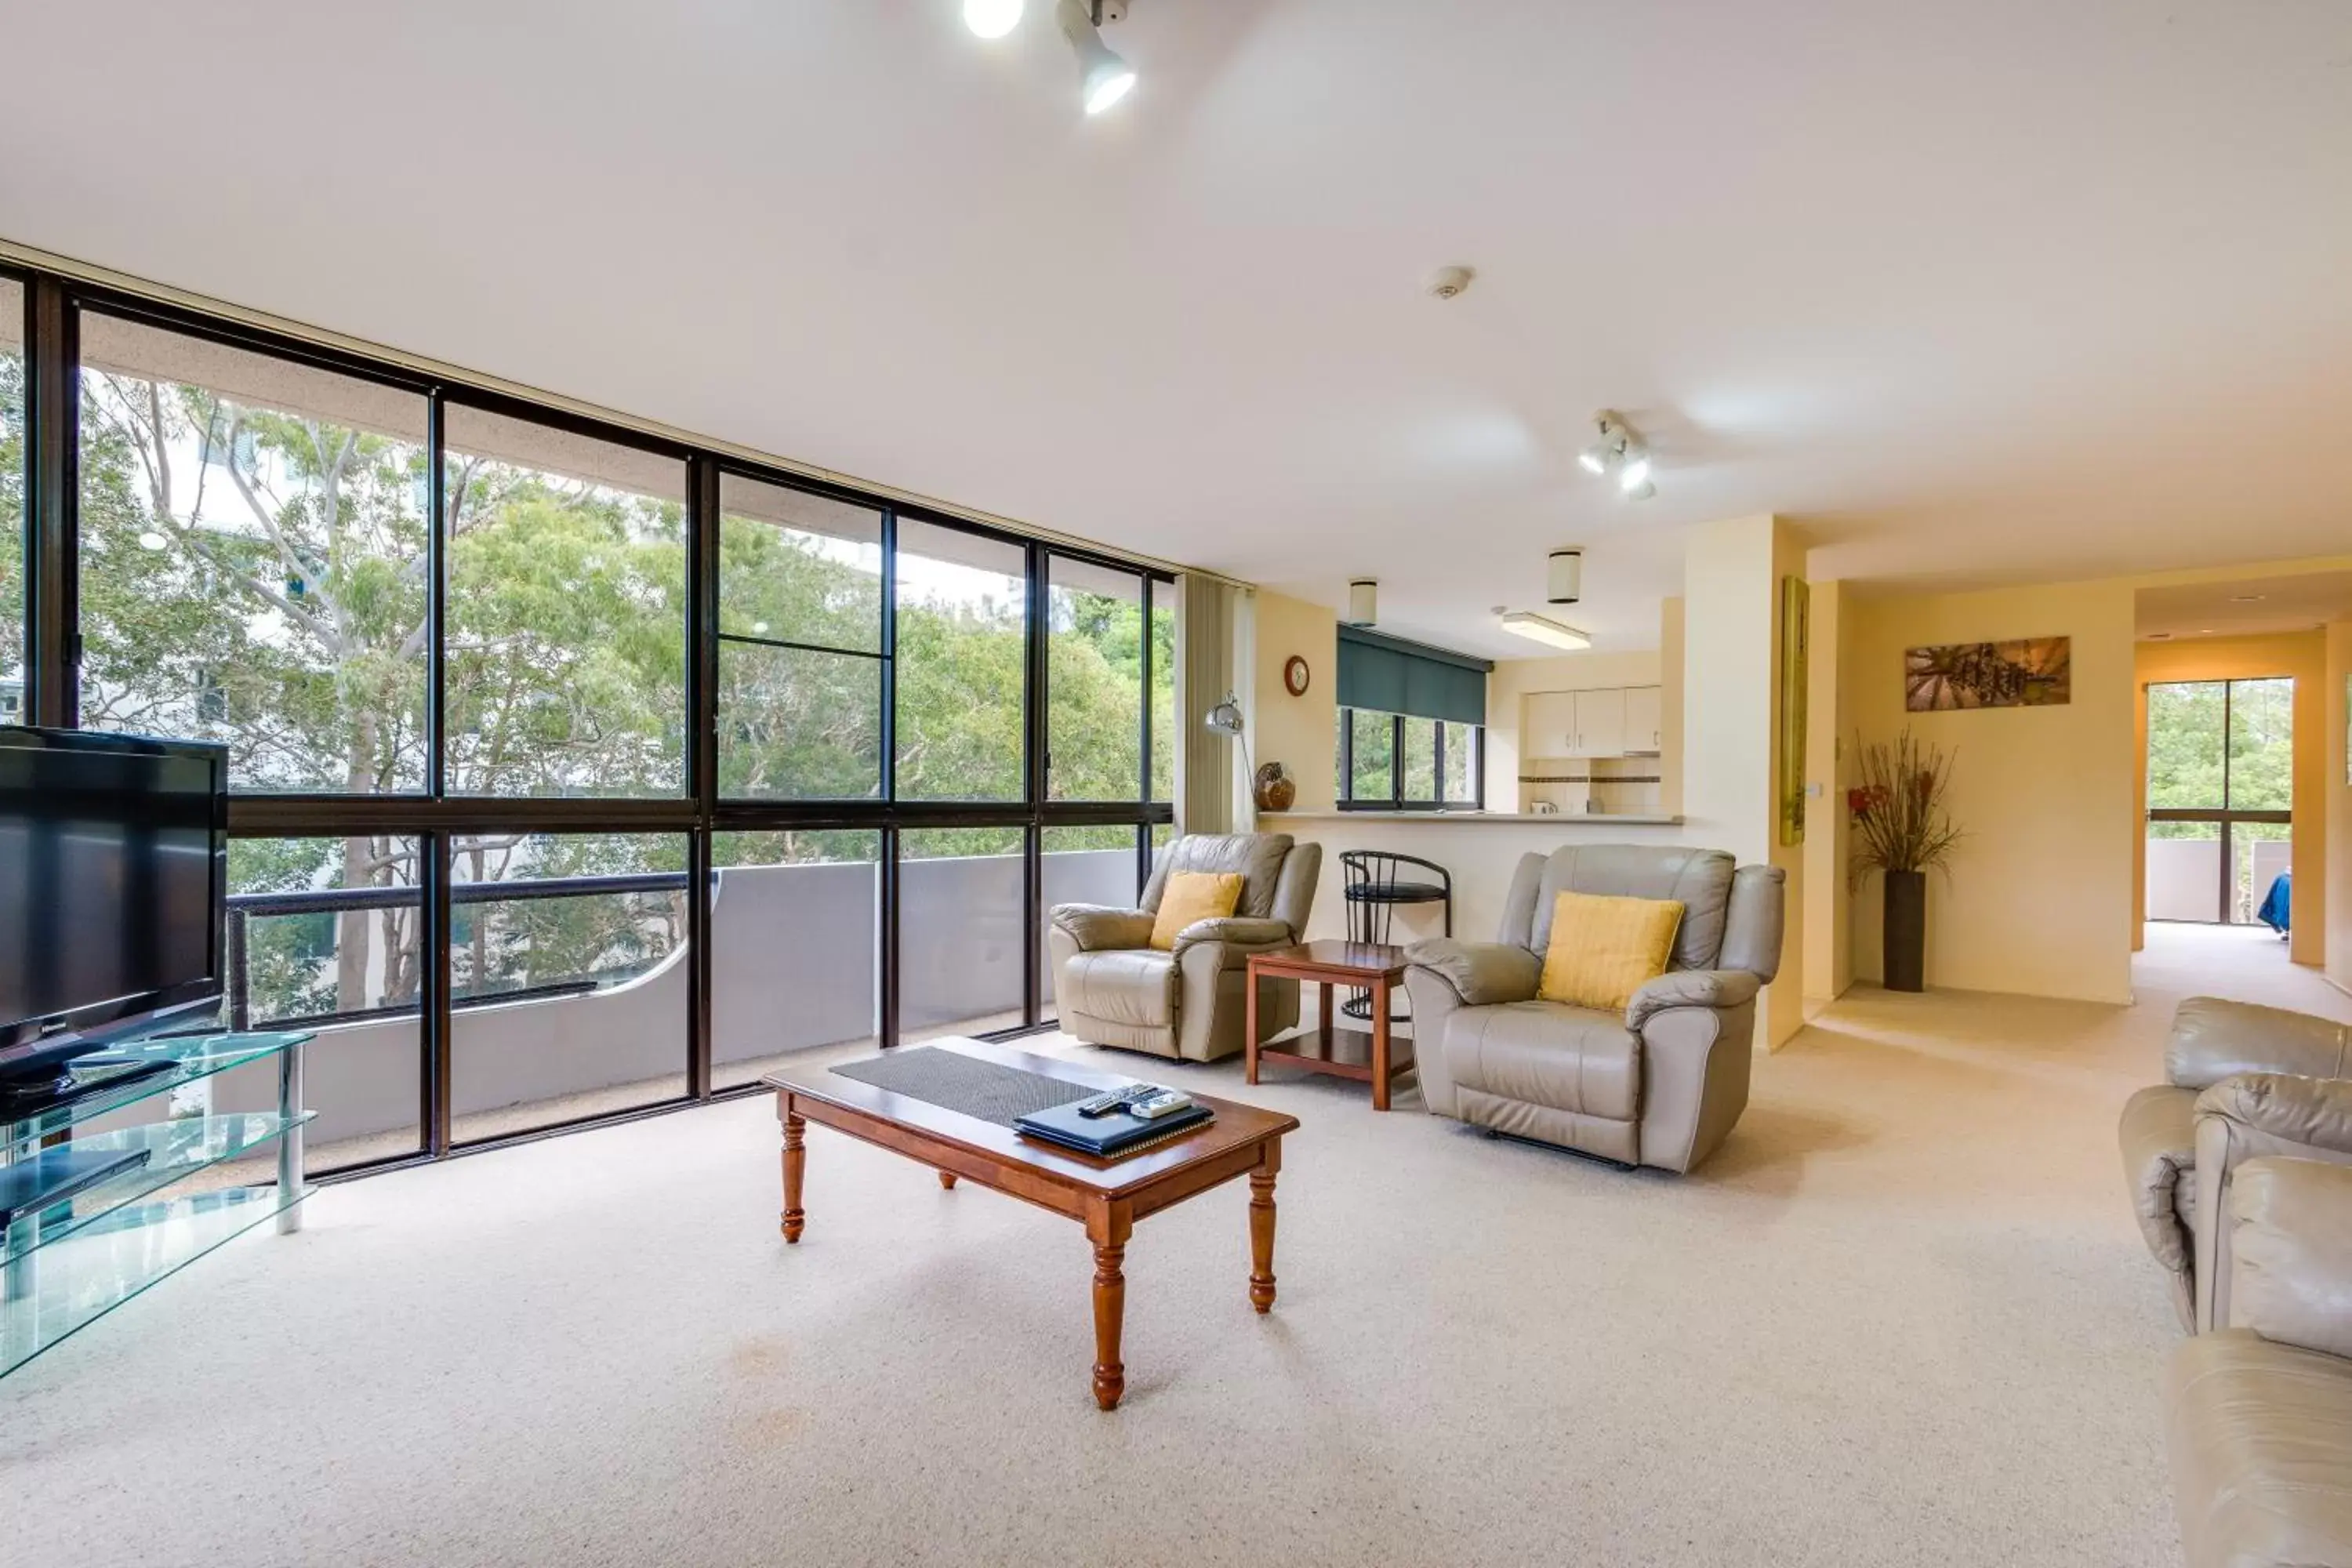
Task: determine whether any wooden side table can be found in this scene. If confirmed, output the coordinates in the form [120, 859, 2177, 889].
[1245, 941, 1414, 1111]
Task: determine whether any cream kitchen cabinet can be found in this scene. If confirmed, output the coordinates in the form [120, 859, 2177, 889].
[1623, 685, 1663, 754]
[1521, 685, 1661, 758]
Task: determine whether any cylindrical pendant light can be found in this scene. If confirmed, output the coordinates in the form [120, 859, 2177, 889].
[1548, 549, 1583, 605]
[1346, 579, 1378, 626]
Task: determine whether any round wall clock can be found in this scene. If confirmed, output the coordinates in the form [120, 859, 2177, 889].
[1283, 655, 1311, 697]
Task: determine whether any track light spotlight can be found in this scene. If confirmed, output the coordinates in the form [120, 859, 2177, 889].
[964, 0, 1024, 38]
[1058, 0, 1136, 114]
[1576, 411, 1657, 499]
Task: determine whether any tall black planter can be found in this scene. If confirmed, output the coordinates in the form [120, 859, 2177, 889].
[1882, 869, 1926, 993]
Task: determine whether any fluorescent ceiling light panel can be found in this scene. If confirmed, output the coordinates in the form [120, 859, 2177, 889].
[1498, 612, 1591, 651]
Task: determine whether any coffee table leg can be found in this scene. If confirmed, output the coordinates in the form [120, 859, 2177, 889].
[937, 1171, 957, 1190]
[1249, 1144, 1281, 1313]
[1087, 1202, 1133, 1410]
[1371, 977, 1393, 1112]
[781, 1102, 807, 1244]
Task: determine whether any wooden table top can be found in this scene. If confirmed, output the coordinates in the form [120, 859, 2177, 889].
[765, 1037, 1297, 1201]
[1247, 940, 1410, 982]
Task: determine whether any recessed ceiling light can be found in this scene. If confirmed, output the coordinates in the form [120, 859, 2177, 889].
[2228, 593, 2266, 603]
[2200, 628, 2216, 635]
[1498, 612, 1592, 651]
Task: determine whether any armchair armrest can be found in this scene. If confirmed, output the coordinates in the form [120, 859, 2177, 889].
[1169, 916, 1295, 962]
[1050, 903, 1154, 953]
[2119, 1084, 2198, 1274]
[1403, 940, 1540, 1007]
[1626, 969, 1761, 1032]
[2195, 1073, 2352, 1156]
[2227, 1156, 2352, 1358]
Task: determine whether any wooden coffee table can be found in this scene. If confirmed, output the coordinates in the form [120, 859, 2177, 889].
[765, 1039, 1298, 1410]
[1245, 941, 1415, 1110]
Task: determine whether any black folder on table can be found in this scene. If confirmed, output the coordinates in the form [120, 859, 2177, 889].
[1015, 1099, 1214, 1157]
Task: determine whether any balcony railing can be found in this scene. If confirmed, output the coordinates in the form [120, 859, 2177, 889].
[194, 848, 1139, 1169]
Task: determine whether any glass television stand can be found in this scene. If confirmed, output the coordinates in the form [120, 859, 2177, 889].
[2, 1029, 314, 1377]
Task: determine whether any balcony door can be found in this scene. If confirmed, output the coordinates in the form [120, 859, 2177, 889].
[2146, 677, 2292, 924]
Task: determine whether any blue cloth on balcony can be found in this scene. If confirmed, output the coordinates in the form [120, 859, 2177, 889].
[2257, 872, 2292, 934]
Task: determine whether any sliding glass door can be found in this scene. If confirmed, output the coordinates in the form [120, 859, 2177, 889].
[2146, 677, 2292, 925]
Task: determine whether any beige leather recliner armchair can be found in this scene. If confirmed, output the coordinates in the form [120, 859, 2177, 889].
[1047, 833, 1321, 1063]
[2119, 996, 2352, 1329]
[2168, 1155, 2352, 1568]
[1402, 844, 1784, 1174]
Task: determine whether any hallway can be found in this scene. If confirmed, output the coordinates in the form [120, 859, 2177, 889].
[2134, 919, 2352, 1023]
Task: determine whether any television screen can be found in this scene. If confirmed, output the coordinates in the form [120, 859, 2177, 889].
[0, 729, 227, 1054]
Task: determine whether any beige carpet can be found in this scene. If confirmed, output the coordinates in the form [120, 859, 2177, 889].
[12, 925, 2324, 1567]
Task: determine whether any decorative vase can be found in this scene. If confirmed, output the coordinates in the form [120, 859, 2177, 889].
[1882, 869, 1926, 993]
[1254, 762, 1295, 813]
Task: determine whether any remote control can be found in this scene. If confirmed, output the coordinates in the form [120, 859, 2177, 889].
[1127, 1090, 1194, 1120]
[1075, 1084, 1155, 1118]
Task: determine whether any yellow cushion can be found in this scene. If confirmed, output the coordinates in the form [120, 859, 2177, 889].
[1149, 871, 1245, 951]
[1536, 891, 1686, 1011]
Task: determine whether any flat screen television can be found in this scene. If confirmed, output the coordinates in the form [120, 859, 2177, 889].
[0, 726, 228, 1090]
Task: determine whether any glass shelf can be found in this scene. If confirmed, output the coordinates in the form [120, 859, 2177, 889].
[1, 1181, 308, 1377]
[3, 1031, 310, 1153]
[2, 1111, 314, 1267]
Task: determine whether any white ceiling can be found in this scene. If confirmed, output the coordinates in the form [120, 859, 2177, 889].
[4, 1, 2349, 657]
[2136, 571, 2352, 642]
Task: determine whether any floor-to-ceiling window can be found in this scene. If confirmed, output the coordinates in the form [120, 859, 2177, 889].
[2146, 677, 2293, 925]
[6, 263, 1173, 1181]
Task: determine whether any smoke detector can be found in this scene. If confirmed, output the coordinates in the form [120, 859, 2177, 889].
[1428, 265, 1475, 299]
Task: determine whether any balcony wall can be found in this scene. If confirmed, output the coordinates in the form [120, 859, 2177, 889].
[195, 848, 1138, 1149]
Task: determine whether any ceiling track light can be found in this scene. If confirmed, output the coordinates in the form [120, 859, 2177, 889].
[1058, 0, 1136, 114]
[1576, 410, 1657, 499]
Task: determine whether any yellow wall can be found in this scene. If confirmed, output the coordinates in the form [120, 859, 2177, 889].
[2133, 632, 2328, 967]
[2329, 622, 2352, 991]
[1802, 579, 1853, 1003]
[1842, 579, 2138, 1004]
[1249, 590, 1338, 814]
[1683, 514, 1806, 1047]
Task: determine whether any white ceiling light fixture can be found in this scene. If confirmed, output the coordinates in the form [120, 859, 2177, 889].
[1577, 410, 1657, 499]
[1498, 611, 1592, 651]
[1058, 0, 1136, 115]
[1347, 579, 1378, 626]
[1548, 548, 1583, 605]
[963, 0, 1024, 38]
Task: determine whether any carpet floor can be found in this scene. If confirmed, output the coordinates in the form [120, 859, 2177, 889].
[10, 925, 2324, 1567]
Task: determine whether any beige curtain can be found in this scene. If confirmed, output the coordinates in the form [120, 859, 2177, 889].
[1176, 575, 1251, 836]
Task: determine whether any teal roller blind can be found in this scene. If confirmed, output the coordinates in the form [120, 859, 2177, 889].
[1337, 626, 1490, 725]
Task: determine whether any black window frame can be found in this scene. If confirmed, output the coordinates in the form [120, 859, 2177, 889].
[10, 260, 1174, 1184]
[1336, 706, 1484, 812]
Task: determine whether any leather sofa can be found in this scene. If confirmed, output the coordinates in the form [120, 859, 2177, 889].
[1047, 833, 1320, 1062]
[1401, 844, 1784, 1174]
[2120, 997, 2352, 1329]
[2168, 1155, 2352, 1567]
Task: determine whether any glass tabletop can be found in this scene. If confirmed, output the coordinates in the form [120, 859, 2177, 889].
[3, 1031, 311, 1153]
